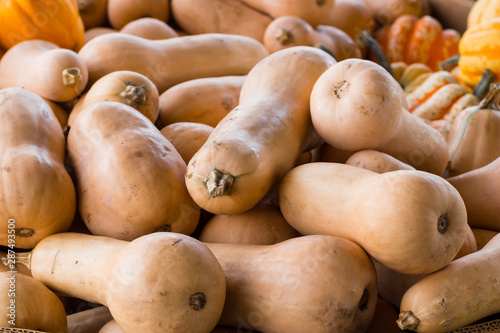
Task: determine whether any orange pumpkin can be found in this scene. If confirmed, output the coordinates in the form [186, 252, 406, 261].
[375, 14, 460, 71]
[0, 0, 85, 51]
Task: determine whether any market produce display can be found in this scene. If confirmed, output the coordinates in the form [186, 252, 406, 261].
[1, 0, 499, 332]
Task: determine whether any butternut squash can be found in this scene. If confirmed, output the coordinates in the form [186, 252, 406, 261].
[199, 202, 298, 244]
[13, 232, 226, 333]
[120, 18, 178, 40]
[67, 101, 200, 240]
[361, 0, 429, 24]
[263, 16, 362, 60]
[171, 0, 272, 43]
[78, 33, 268, 93]
[446, 157, 500, 231]
[67, 306, 113, 333]
[185, 46, 334, 215]
[99, 320, 123, 332]
[205, 235, 377, 333]
[346, 149, 416, 173]
[84, 27, 117, 44]
[311, 143, 354, 163]
[240, 0, 335, 27]
[472, 228, 498, 250]
[77, 0, 108, 29]
[44, 98, 70, 129]
[107, 0, 169, 30]
[0, 40, 88, 102]
[71, 70, 160, 124]
[0, 87, 76, 249]
[279, 162, 468, 274]
[158, 75, 245, 128]
[310, 59, 449, 175]
[0, 272, 67, 332]
[160, 122, 214, 165]
[324, 0, 375, 43]
[398, 233, 500, 332]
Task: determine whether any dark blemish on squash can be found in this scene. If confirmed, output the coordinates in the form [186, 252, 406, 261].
[221, 97, 234, 111]
[136, 152, 143, 157]
[359, 289, 369, 310]
[153, 224, 171, 232]
[333, 80, 350, 99]
[316, 0, 326, 6]
[439, 298, 445, 307]
[15, 228, 35, 237]
[172, 239, 182, 246]
[159, 290, 168, 296]
[189, 292, 207, 311]
[2, 166, 11, 172]
[51, 250, 61, 274]
[75, 261, 79, 264]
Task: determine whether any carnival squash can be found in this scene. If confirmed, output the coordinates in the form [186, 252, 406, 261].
[0, 87, 76, 249]
[78, 33, 268, 93]
[107, 0, 169, 29]
[467, 0, 500, 28]
[398, 233, 500, 332]
[205, 235, 377, 333]
[13, 232, 226, 333]
[310, 58, 449, 175]
[0, 0, 85, 51]
[0, 40, 88, 102]
[279, 162, 468, 274]
[185, 46, 334, 215]
[67, 101, 200, 240]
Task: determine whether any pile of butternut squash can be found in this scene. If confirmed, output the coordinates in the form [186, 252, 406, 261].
[1, 0, 499, 332]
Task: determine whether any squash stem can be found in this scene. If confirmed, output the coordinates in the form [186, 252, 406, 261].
[120, 83, 147, 107]
[203, 169, 234, 198]
[396, 311, 420, 331]
[275, 28, 293, 45]
[315, 44, 338, 61]
[2, 251, 32, 270]
[62, 67, 83, 87]
[473, 69, 495, 101]
[440, 54, 460, 71]
[358, 30, 395, 79]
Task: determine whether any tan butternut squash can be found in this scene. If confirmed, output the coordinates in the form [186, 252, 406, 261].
[160, 122, 214, 165]
[263, 16, 362, 60]
[77, 0, 108, 29]
[472, 228, 498, 250]
[72, 70, 160, 124]
[158, 75, 245, 128]
[78, 33, 268, 93]
[279, 162, 468, 274]
[185, 46, 334, 215]
[205, 235, 377, 333]
[67, 101, 200, 240]
[67, 306, 113, 333]
[13, 232, 226, 333]
[361, 0, 429, 24]
[0, 272, 67, 332]
[84, 27, 117, 44]
[99, 320, 122, 332]
[446, 157, 500, 231]
[0, 40, 88, 102]
[171, 0, 272, 43]
[0, 87, 76, 249]
[398, 233, 500, 332]
[240, 0, 335, 27]
[310, 58, 449, 175]
[346, 149, 416, 173]
[44, 98, 70, 129]
[311, 143, 354, 163]
[199, 202, 298, 244]
[120, 18, 178, 40]
[107, 0, 169, 30]
[324, 0, 375, 43]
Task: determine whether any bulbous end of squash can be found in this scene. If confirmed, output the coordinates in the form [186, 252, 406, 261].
[397, 310, 420, 331]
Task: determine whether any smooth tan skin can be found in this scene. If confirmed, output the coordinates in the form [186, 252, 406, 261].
[375, 224, 477, 308]
[158, 75, 245, 128]
[68, 101, 200, 240]
[107, 0, 169, 29]
[447, 157, 500, 232]
[77, 0, 108, 29]
[26, 232, 226, 333]
[99, 319, 123, 332]
[0, 40, 88, 102]
[279, 162, 468, 274]
[120, 18, 178, 40]
[79, 33, 268, 93]
[160, 122, 214, 165]
[73, 70, 160, 124]
[171, 0, 272, 43]
[84, 27, 118, 44]
[398, 233, 500, 332]
[365, 298, 400, 333]
[185, 47, 335, 215]
[44, 98, 69, 129]
[199, 202, 298, 244]
[0, 88, 76, 249]
[240, 0, 335, 27]
[446, 108, 500, 177]
[0, 273, 67, 332]
[311, 143, 354, 163]
[472, 228, 498, 250]
[263, 16, 361, 60]
[323, 0, 375, 42]
[67, 306, 113, 333]
[310, 59, 449, 175]
[205, 235, 378, 333]
[346, 149, 416, 173]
